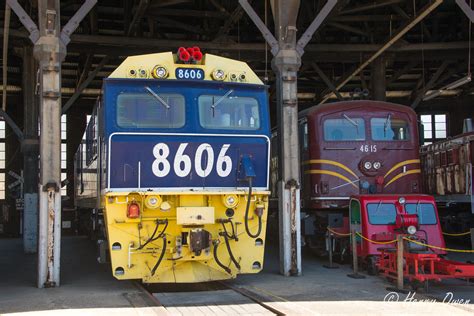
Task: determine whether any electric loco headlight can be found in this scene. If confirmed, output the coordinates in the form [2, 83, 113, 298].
[223, 194, 239, 208]
[398, 197, 406, 204]
[407, 225, 417, 235]
[364, 161, 372, 170]
[152, 65, 168, 79]
[145, 195, 162, 209]
[212, 69, 226, 81]
[373, 161, 381, 170]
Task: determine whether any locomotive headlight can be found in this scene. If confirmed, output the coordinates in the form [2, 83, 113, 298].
[212, 69, 226, 81]
[223, 194, 239, 208]
[373, 162, 381, 170]
[364, 161, 372, 170]
[145, 195, 162, 209]
[407, 225, 417, 235]
[152, 65, 168, 79]
[398, 197, 406, 204]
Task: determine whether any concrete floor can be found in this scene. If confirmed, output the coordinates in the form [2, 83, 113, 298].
[0, 236, 473, 316]
[0, 237, 168, 315]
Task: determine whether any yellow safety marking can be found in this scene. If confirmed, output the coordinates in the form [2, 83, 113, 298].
[303, 159, 358, 178]
[304, 170, 358, 188]
[356, 232, 397, 244]
[442, 231, 471, 237]
[403, 237, 474, 253]
[384, 169, 421, 188]
[384, 159, 420, 178]
[327, 227, 351, 237]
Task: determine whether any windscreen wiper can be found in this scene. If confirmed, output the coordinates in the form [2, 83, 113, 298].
[343, 114, 358, 127]
[384, 113, 392, 136]
[211, 89, 234, 110]
[145, 86, 170, 109]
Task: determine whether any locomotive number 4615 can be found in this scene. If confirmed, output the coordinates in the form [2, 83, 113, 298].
[152, 143, 232, 178]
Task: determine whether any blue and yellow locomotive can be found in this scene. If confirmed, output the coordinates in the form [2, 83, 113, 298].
[75, 47, 270, 283]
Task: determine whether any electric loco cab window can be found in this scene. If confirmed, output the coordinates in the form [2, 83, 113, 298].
[367, 203, 397, 225]
[198, 94, 260, 130]
[116, 92, 185, 128]
[405, 203, 437, 225]
[323, 116, 365, 141]
[371, 117, 410, 141]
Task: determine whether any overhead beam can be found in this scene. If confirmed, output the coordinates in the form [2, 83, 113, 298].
[340, 0, 405, 15]
[62, 56, 108, 114]
[411, 60, 450, 108]
[319, 0, 443, 104]
[456, 0, 474, 23]
[127, 0, 149, 36]
[214, 2, 248, 41]
[310, 62, 343, 100]
[386, 60, 418, 85]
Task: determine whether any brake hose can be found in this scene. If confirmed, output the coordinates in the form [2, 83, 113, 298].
[213, 241, 231, 274]
[244, 177, 262, 238]
[220, 220, 237, 240]
[138, 220, 161, 250]
[151, 219, 168, 241]
[150, 236, 167, 276]
[222, 232, 241, 270]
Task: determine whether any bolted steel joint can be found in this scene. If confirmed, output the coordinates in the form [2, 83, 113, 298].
[33, 36, 67, 64]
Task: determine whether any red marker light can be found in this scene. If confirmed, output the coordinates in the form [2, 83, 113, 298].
[178, 47, 190, 62]
[127, 202, 140, 219]
[192, 50, 203, 61]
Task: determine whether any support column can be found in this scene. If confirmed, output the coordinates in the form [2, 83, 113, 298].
[34, 0, 66, 288]
[22, 46, 39, 254]
[271, 0, 302, 277]
[240, 0, 336, 277]
[371, 56, 386, 101]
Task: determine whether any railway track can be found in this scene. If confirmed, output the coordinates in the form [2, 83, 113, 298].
[136, 281, 285, 315]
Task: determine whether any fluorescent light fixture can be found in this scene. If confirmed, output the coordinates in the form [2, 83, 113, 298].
[443, 75, 471, 90]
[422, 89, 442, 101]
[422, 74, 471, 101]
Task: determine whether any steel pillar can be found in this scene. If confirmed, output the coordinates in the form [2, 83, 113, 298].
[22, 46, 39, 254]
[34, 0, 65, 288]
[371, 56, 386, 101]
[240, 0, 336, 276]
[8, 0, 96, 288]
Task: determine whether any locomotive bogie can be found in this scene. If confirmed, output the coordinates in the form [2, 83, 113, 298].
[103, 191, 268, 283]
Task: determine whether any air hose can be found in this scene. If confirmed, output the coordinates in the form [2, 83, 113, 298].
[221, 232, 241, 270]
[213, 241, 231, 274]
[244, 177, 262, 238]
[220, 219, 237, 240]
[150, 236, 167, 276]
[138, 219, 168, 250]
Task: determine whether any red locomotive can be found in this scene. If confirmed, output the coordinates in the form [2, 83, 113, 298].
[272, 100, 423, 253]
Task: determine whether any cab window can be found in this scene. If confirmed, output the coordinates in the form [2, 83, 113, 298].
[367, 203, 397, 225]
[371, 117, 410, 141]
[350, 199, 361, 224]
[405, 203, 437, 225]
[198, 94, 260, 130]
[116, 92, 185, 128]
[323, 117, 365, 141]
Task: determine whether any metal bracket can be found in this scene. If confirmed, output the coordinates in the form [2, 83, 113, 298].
[6, 0, 40, 43]
[60, 0, 98, 45]
[456, 0, 474, 23]
[238, 0, 279, 56]
[43, 182, 59, 192]
[296, 0, 337, 56]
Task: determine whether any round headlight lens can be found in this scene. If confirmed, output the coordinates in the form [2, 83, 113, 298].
[152, 65, 168, 79]
[212, 69, 226, 81]
[373, 162, 381, 170]
[407, 225, 417, 235]
[223, 194, 239, 208]
[145, 195, 161, 209]
[364, 161, 372, 170]
[398, 197, 406, 204]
